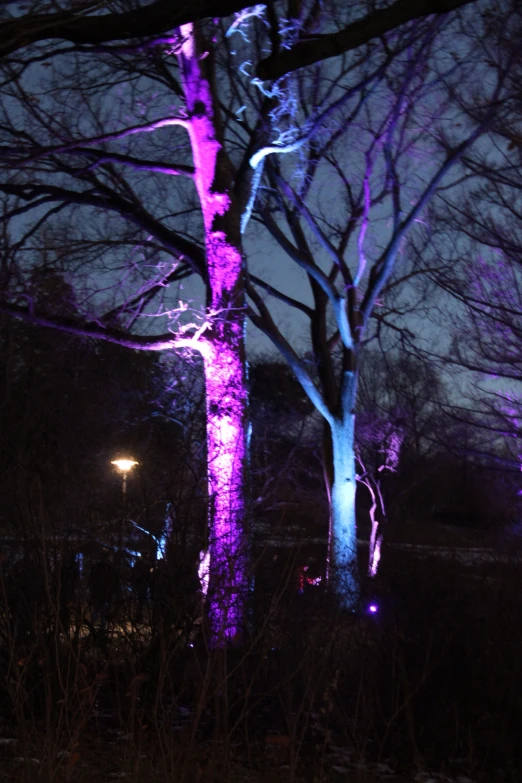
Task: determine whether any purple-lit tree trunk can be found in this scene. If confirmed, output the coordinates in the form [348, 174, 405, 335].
[178, 24, 249, 644]
[202, 340, 249, 644]
[356, 458, 386, 579]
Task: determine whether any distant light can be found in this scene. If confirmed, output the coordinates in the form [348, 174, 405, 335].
[368, 604, 378, 614]
[111, 458, 139, 473]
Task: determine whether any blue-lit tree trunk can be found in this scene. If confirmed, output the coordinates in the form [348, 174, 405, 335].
[248, 278, 363, 607]
[247, 22, 502, 604]
[329, 400, 359, 607]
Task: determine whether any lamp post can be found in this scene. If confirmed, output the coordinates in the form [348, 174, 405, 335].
[111, 458, 139, 501]
[111, 458, 138, 554]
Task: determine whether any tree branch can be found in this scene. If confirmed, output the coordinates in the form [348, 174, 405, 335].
[257, 0, 476, 79]
[0, 0, 249, 58]
[0, 182, 206, 277]
[261, 208, 340, 308]
[246, 279, 333, 424]
[361, 111, 497, 328]
[103, 263, 193, 323]
[249, 274, 314, 317]
[0, 300, 208, 353]
[0, 0, 476, 83]
[0, 117, 190, 167]
[73, 149, 195, 178]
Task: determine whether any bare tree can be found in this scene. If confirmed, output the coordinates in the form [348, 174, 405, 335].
[420, 5, 522, 498]
[246, 8, 514, 605]
[0, 1, 501, 633]
[436, 253, 522, 472]
[356, 352, 447, 573]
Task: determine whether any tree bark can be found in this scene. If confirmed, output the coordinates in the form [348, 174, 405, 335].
[329, 413, 359, 609]
[204, 332, 249, 644]
[179, 24, 250, 644]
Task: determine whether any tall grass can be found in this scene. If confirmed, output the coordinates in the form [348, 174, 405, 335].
[0, 535, 520, 782]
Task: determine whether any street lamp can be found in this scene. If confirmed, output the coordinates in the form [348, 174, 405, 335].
[111, 457, 139, 499]
[112, 457, 139, 555]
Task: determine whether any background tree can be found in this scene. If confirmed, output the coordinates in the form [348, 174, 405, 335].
[0, 267, 205, 546]
[249, 358, 328, 551]
[418, 4, 522, 519]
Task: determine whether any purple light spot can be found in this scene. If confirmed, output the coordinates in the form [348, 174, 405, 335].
[368, 604, 378, 613]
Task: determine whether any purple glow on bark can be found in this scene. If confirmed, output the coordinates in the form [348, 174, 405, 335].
[180, 24, 230, 236]
[202, 234, 247, 644]
[369, 534, 382, 578]
[198, 549, 210, 597]
[367, 495, 379, 578]
[368, 604, 378, 614]
[207, 233, 243, 310]
[178, 24, 249, 644]
[357, 418, 402, 579]
[204, 342, 248, 643]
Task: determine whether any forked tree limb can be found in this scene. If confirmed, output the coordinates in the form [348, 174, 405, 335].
[0, 0, 476, 78]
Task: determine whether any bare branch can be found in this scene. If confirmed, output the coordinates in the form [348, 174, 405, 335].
[0, 117, 190, 167]
[361, 112, 497, 328]
[248, 274, 314, 317]
[0, 0, 250, 58]
[257, 0, 476, 79]
[246, 278, 333, 424]
[73, 149, 195, 178]
[0, 182, 206, 277]
[0, 300, 209, 354]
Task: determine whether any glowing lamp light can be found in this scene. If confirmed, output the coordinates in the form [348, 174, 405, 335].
[111, 458, 138, 473]
[111, 457, 139, 502]
[368, 604, 378, 614]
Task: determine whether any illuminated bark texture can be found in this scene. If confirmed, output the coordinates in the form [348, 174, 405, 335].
[178, 25, 249, 645]
[327, 371, 360, 609]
